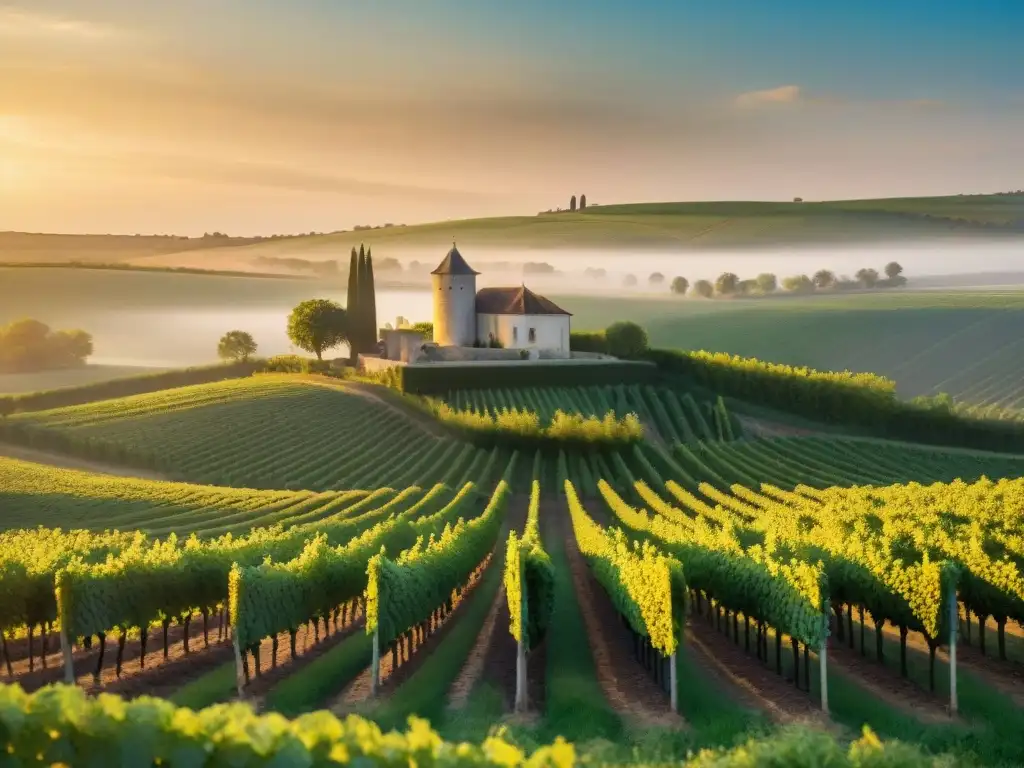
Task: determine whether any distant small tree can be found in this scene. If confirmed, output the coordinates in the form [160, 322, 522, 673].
[884, 261, 903, 280]
[218, 330, 257, 362]
[755, 273, 777, 294]
[287, 299, 348, 361]
[670, 276, 689, 295]
[605, 321, 648, 359]
[693, 279, 714, 298]
[736, 279, 757, 296]
[579, 194, 587, 210]
[782, 274, 815, 293]
[812, 269, 836, 289]
[569, 195, 577, 212]
[649, 272, 665, 284]
[855, 268, 880, 288]
[715, 272, 740, 296]
[623, 274, 638, 287]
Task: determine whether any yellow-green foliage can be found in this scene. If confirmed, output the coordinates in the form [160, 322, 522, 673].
[504, 480, 554, 648]
[367, 481, 508, 646]
[0, 682, 960, 766]
[566, 480, 684, 655]
[432, 401, 643, 449]
[600, 480, 828, 648]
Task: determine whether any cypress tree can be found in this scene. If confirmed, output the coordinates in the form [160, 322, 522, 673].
[346, 247, 360, 357]
[364, 247, 378, 352]
[356, 244, 367, 353]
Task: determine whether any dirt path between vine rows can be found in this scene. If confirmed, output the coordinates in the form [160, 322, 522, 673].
[556, 503, 684, 729]
[0, 441, 169, 481]
[685, 616, 824, 726]
[445, 497, 531, 714]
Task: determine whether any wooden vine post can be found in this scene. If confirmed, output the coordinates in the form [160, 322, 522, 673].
[819, 611, 829, 715]
[370, 623, 380, 696]
[60, 624, 74, 685]
[232, 630, 245, 699]
[669, 647, 678, 713]
[514, 633, 527, 713]
[948, 583, 958, 716]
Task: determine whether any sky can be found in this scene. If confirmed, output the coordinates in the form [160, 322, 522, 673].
[1, 0, 1022, 236]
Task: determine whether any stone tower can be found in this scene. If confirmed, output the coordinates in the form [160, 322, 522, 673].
[431, 243, 479, 346]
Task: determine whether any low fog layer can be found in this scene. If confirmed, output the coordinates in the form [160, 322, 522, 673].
[214, 240, 1024, 296]
[4, 239, 1024, 377]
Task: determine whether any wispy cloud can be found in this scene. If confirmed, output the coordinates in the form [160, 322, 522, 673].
[0, 6, 119, 39]
[734, 84, 803, 108]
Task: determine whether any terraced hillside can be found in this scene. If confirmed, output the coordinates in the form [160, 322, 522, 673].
[3, 376, 509, 491]
[3, 371, 1024, 765]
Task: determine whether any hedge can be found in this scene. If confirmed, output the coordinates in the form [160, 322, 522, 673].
[397, 361, 655, 395]
[0, 360, 262, 415]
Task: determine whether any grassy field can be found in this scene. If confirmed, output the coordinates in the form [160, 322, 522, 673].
[6, 376, 508, 491]
[136, 195, 1024, 264]
[0, 232, 269, 264]
[5, 195, 1021, 273]
[560, 290, 1024, 410]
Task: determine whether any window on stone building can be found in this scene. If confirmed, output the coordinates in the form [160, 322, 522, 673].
[513, 327, 518, 342]
[528, 327, 536, 343]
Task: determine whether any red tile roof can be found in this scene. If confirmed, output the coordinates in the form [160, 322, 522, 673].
[475, 286, 571, 316]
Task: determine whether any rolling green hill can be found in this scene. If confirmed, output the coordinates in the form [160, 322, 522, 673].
[561, 291, 1024, 410]
[5, 194, 1017, 270]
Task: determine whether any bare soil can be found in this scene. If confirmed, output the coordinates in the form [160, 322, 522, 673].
[5, 612, 230, 695]
[557, 505, 684, 729]
[864, 613, 1024, 709]
[686, 615, 823, 726]
[330, 554, 494, 713]
[0, 441, 168, 480]
[239, 603, 367, 709]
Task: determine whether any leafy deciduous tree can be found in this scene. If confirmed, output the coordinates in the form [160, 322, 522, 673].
[649, 272, 665, 284]
[782, 274, 815, 293]
[715, 272, 740, 295]
[756, 273, 777, 294]
[217, 330, 257, 362]
[286, 299, 348, 361]
[693, 280, 714, 298]
[605, 321, 649, 359]
[884, 261, 903, 279]
[855, 268, 880, 288]
[670, 276, 689, 295]
[623, 274, 638, 287]
[812, 270, 836, 289]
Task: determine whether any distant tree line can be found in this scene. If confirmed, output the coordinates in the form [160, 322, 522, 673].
[0, 319, 92, 374]
[660, 262, 906, 299]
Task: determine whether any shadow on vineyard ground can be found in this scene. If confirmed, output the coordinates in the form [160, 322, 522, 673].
[0, 440, 169, 481]
[556, 500, 684, 729]
[450, 496, 538, 715]
[241, 604, 367, 708]
[7, 612, 230, 696]
[332, 555, 496, 713]
[862, 613, 1024, 710]
[685, 613, 821, 726]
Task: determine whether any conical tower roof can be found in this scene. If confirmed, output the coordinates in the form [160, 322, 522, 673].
[431, 242, 479, 275]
